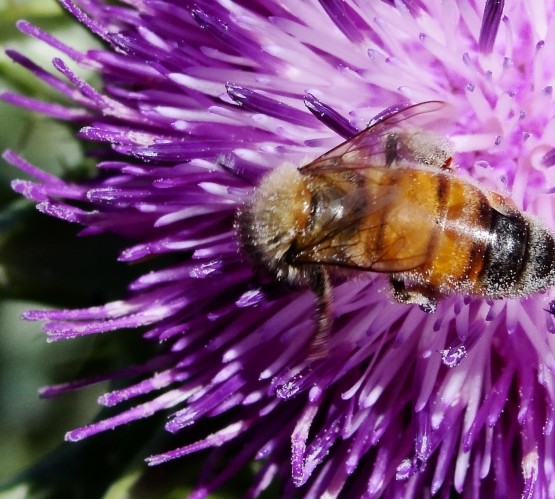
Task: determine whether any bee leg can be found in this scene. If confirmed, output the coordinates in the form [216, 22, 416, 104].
[308, 266, 332, 359]
[390, 276, 437, 313]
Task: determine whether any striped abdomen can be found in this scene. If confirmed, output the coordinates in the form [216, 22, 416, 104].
[393, 168, 529, 297]
[291, 167, 555, 299]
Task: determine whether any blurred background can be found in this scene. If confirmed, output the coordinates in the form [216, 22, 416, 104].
[0, 2, 266, 497]
[0, 2, 172, 497]
[0, 0, 101, 481]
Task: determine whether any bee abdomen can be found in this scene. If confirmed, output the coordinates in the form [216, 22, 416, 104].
[479, 210, 529, 295]
[480, 209, 555, 297]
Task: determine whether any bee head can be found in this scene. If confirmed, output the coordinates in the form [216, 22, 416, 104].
[235, 166, 312, 284]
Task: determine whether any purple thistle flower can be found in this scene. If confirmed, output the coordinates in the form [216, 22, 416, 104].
[4, 0, 555, 496]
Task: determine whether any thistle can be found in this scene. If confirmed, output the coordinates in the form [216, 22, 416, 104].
[3, 0, 555, 496]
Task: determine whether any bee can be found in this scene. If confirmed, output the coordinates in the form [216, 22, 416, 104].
[235, 101, 555, 357]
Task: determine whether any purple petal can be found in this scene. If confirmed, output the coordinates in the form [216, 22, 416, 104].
[478, 0, 505, 54]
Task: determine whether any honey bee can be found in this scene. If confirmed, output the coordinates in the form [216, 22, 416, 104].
[235, 101, 555, 357]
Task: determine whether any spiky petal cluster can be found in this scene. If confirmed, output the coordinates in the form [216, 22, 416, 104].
[4, 0, 555, 496]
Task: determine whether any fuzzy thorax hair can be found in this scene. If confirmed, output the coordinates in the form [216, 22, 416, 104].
[235, 166, 313, 285]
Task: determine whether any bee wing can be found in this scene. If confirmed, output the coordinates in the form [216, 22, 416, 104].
[299, 101, 451, 174]
[291, 186, 434, 273]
